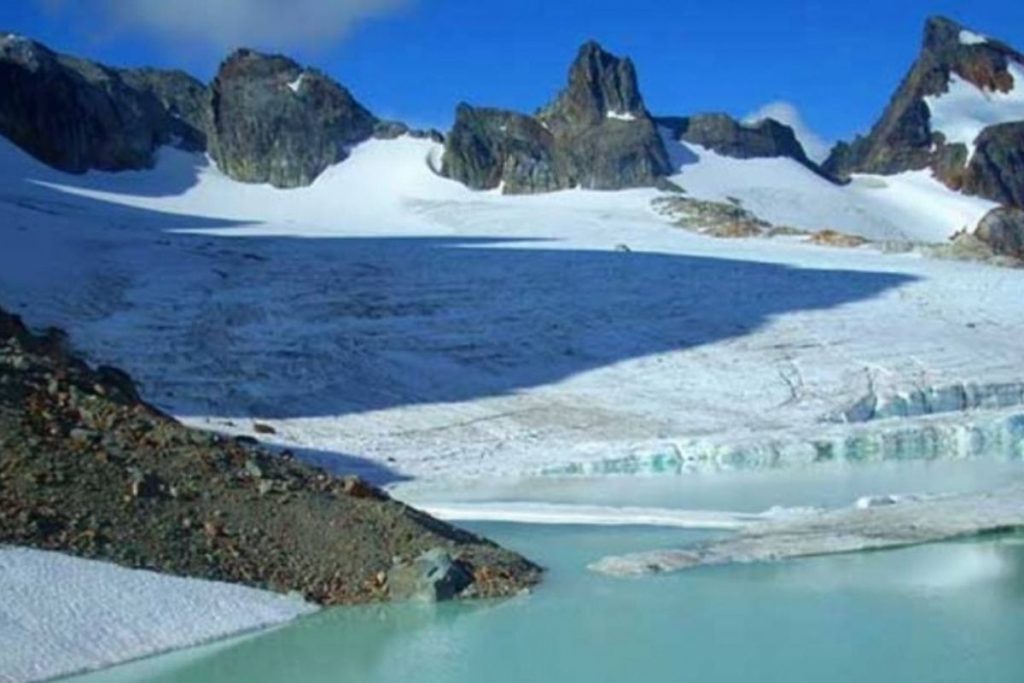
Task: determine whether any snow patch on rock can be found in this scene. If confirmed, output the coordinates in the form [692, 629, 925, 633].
[924, 61, 1024, 158]
[286, 72, 306, 93]
[959, 30, 989, 46]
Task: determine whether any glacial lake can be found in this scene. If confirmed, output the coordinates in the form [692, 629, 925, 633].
[70, 462, 1024, 683]
[71, 533, 1024, 682]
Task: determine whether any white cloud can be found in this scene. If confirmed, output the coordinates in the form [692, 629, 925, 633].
[44, 0, 409, 51]
[744, 101, 831, 163]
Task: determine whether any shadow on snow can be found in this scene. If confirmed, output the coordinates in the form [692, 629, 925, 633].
[0, 145, 919, 484]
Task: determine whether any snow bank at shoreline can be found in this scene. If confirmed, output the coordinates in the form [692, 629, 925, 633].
[0, 548, 316, 683]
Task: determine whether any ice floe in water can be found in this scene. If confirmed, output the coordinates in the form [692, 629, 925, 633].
[589, 482, 1024, 577]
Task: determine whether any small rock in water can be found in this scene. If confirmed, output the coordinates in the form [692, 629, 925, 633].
[387, 548, 474, 602]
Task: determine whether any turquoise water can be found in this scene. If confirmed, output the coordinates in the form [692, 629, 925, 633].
[72, 521, 1024, 683]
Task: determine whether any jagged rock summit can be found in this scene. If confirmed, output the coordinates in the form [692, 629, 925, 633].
[538, 40, 648, 131]
[441, 41, 671, 193]
[824, 16, 1024, 208]
[0, 35, 385, 188]
[209, 49, 377, 188]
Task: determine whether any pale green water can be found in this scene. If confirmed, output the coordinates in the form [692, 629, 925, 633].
[72, 522, 1024, 683]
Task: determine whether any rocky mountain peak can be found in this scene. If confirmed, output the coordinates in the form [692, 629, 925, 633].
[541, 41, 647, 131]
[922, 16, 966, 53]
[209, 47, 376, 188]
[442, 41, 669, 194]
[0, 35, 206, 173]
[0, 32, 53, 71]
[218, 48, 302, 83]
[823, 16, 1024, 210]
[917, 15, 1021, 93]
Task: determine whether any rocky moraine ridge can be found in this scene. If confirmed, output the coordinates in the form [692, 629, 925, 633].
[0, 308, 540, 603]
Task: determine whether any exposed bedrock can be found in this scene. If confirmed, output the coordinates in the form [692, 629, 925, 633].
[823, 16, 1024, 209]
[0, 33, 207, 173]
[973, 206, 1024, 260]
[209, 49, 377, 188]
[441, 41, 671, 193]
[657, 113, 829, 178]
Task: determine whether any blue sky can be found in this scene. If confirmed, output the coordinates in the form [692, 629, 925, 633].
[2, 1, 1022, 146]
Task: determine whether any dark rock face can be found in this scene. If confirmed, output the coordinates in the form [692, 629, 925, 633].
[538, 41, 670, 190]
[539, 40, 647, 132]
[442, 104, 566, 193]
[553, 113, 671, 191]
[658, 113, 830, 178]
[823, 16, 1024, 208]
[119, 67, 211, 151]
[0, 36, 409, 188]
[0, 33, 204, 173]
[209, 49, 377, 188]
[441, 41, 670, 193]
[974, 206, 1024, 259]
[961, 122, 1024, 207]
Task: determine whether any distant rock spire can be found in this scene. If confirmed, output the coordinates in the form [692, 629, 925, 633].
[540, 41, 647, 132]
[441, 40, 670, 194]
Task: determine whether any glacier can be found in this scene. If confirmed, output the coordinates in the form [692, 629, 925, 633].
[2, 134, 1024, 487]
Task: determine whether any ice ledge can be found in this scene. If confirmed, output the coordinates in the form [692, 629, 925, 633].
[831, 380, 1024, 424]
[542, 407, 1024, 477]
[589, 482, 1024, 577]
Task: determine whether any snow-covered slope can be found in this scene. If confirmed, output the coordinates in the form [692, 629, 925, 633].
[1, 134, 1023, 489]
[664, 138, 997, 242]
[0, 548, 314, 683]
